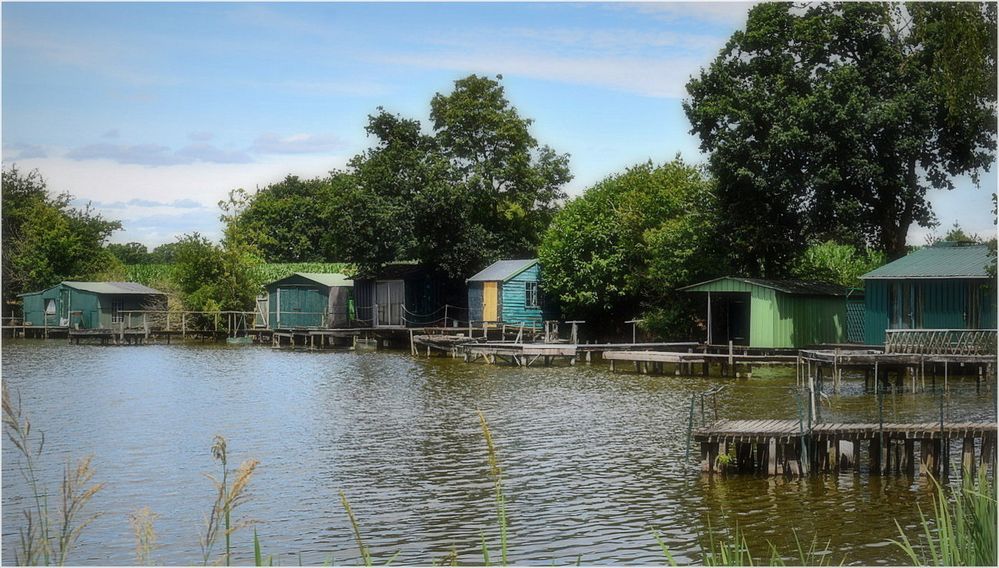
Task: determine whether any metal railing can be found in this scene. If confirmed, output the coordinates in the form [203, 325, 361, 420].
[884, 329, 997, 355]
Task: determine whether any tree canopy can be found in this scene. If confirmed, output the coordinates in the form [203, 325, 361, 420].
[223, 74, 571, 279]
[1, 166, 122, 311]
[684, 2, 997, 275]
[538, 158, 722, 335]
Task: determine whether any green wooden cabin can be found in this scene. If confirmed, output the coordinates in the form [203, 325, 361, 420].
[860, 242, 997, 345]
[262, 273, 353, 329]
[679, 277, 852, 348]
[19, 282, 166, 329]
[466, 259, 555, 326]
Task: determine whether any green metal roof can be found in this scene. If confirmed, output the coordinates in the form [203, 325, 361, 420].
[62, 281, 165, 295]
[679, 276, 850, 296]
[266, 272, 353, 288]
[861, 242, 992, 279]
[294, 272, 352, 287]
[467, 259, 538, 282]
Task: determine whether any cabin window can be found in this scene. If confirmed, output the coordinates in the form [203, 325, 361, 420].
[888, 282, 922, 329]
[110, 298, 124, 323]
[44, 299, 56, 315]
[525, 282, 539, 308]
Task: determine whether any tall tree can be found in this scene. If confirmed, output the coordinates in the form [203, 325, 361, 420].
[430, 74, 572, 262]
[2, 166, 122, 311]
[684, 2, 997, 274]
[539, 159, 723, 335]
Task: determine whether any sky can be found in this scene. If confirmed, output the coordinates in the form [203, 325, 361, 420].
[2, 1, 996, 247]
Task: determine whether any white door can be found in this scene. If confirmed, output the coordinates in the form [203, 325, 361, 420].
[375, 280, 405, 326]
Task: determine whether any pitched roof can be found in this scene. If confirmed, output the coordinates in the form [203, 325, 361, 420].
[467, 259, 538, 282]
[679, 276, 851, 296]
[266, 272, 352, 288]
[62, 281, 165, 295]
[861, 242, 993, 279]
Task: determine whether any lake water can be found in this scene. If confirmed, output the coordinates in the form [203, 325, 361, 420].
[2, 340, 995, 565]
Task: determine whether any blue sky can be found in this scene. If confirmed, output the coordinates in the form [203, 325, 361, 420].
[2, 1, 995, 247]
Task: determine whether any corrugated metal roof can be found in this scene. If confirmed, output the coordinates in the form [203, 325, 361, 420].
[861, 243, 992, 279]
[292, 273, 353, 287]
[467, 259, 538, 282]
[62, 281, 165, 295]
[679, 276, 850, 296]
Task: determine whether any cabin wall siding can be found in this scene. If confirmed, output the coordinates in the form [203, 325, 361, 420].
[501, 264, 545, 325]
[864, 278, 999, 345]
[468, 282, 483, 324]
[687, 277, 846, 348]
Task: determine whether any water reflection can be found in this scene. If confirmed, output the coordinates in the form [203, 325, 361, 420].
[1, 340, 994, 565]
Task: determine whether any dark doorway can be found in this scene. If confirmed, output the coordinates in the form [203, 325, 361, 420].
[709, 293, 750, 346]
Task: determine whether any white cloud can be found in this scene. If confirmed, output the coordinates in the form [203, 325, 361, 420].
[616, 2, 757, 28]
[250, 132, 346, 155]
[65, 142, 253, 166]
[378, 49, 705, 99]
[4, 154, 348, 246]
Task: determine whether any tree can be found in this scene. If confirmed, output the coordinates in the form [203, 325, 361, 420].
[684, 2, 997, 273]
[539, 159, 723, 335]
[431, 75, 571, 262]
[2, 166, 122, 311]
[221, 75, 572, 279]
[107, 242, 150, 265]
[790, 241, 887, 288]
[171, 233, 259, 312]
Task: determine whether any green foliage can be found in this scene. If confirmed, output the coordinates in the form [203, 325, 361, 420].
[791, 241, 887, 288]
[171, 234, 260, 312]
[684, 2, 997, 271]
[222, 75, 570, 279]
[539, 158, 723, 334]
[107, 242, 151, 265]
[893, 473, 997, 566]
[2, 166, 122, 309]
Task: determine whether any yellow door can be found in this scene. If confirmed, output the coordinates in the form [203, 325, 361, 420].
[483, 281, 498, 324]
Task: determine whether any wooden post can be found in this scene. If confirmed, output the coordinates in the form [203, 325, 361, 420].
[870, 438, 881, 474]
[830, 439, 840, 472]
[728, 340, 734, 377]
[962, 438, 975, 478]
[904, 439, 915, 476]
[768, 438, 778, 475]
[410, 329, 416, 356]
[706, 291, 712, 345]
[182, 312, 187, 338]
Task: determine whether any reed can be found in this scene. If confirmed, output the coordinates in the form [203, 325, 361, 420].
[892, 471, 997, 566]
[200, 435, 258, 566]
[3, 384, 104, 566]
[339, 491, 372, 567]
[478, 410, 509, 566]
[129, 507, 158, 565]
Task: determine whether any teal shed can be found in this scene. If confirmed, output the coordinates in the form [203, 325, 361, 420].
[679, 277, 852, 348]
[19, 282, 166, 329]
[262, 273, 353, 329]
[466, 259, 554, 326]
[860, 242, 997, 345]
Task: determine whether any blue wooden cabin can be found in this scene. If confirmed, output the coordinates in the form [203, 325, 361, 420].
[19, 281, 166, 329]
[860, 242, 997, 345]
[262, 272, 353, 329]
[466, 259, 554, 326]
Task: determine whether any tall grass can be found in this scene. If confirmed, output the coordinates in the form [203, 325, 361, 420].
[2, 384, 105, 566]
[478, 410, 509, 566]
[200, 435, 258, 566]
[893, 471, 997, 566]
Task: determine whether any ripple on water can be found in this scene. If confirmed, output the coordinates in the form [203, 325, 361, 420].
[2, 341, 995, 564]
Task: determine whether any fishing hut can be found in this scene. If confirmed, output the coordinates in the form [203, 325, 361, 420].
[352, 263, 465, 328]
[261, 272, 353, 329]
[860, 241, 997, 345]
[679, 277, 854, 349]
[18, 281, 166, 336]
[466, 259, 555, 328]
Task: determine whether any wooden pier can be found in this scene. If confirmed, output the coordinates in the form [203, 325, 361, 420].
[694, 419, 996, 477]
[436, 340, 701, 367]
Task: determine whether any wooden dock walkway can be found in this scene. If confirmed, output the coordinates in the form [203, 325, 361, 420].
[694, 419, 996, 477]
[447, 341, 700, 367]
